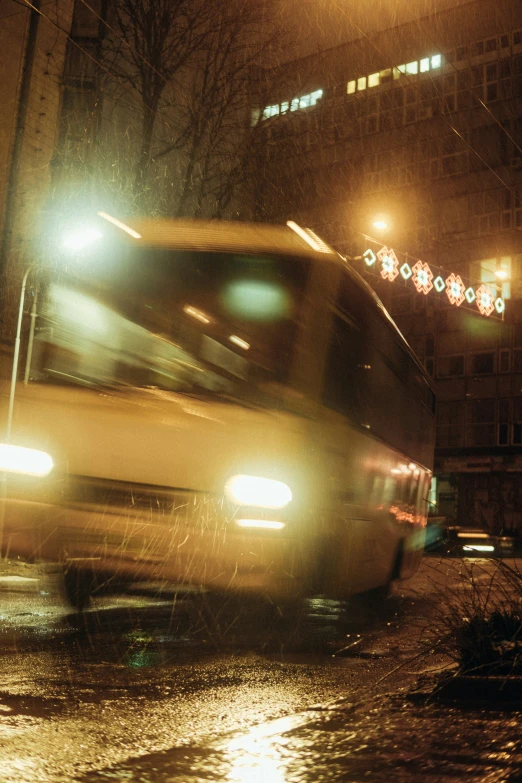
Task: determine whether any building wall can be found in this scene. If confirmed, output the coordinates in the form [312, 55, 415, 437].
[254, 0, 522, 532]
[0, 1, 29, 241]
[0, 0, 74, 351]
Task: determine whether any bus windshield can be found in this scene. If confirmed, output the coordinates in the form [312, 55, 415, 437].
[31, 249, 310, 404]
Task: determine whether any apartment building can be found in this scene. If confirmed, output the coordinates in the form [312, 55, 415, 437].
[253, 0, 522, 533]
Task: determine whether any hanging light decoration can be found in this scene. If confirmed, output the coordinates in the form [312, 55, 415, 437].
[356, 244, 504, 318]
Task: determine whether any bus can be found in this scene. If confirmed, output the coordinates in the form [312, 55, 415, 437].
[0, 215, 435, 610]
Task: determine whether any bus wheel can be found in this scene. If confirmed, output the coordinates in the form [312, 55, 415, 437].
[62, 566, 94, 611]
[363, 582, 391, 604]
[362, 542, 404, 607]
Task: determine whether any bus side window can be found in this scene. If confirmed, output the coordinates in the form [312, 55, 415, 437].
[322, 313, 368, 421]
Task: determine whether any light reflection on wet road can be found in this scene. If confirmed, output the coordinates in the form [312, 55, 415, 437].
[0, 557, 510, 782]
[80, 695, 522, 783]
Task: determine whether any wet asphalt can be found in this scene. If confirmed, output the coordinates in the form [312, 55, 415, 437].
[1, 556, 522, 782]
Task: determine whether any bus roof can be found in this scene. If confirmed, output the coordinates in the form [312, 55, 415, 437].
[96, 215, 337, 259]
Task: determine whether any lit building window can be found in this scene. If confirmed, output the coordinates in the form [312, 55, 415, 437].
[431, 54, 442, 69]
[357, 76, 367, 90]
[260, 89, 323, 122]
[368, 72, 380, 87]
[406, 61, 419, 75]
[347, 80, 356, 94]
[479, 257, 511, 300]
[263, 104, 279, 119]
[420, 57, 430, 72]
[394, 65, 406, 79]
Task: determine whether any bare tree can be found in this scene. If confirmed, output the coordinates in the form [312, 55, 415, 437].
[101, 0, 212, 202]
[153, 2, 284, 217]
[96, 0, 290, 216]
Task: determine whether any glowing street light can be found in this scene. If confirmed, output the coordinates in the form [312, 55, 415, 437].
[372, 212, 392, 232]
[62, 226, 102, 251]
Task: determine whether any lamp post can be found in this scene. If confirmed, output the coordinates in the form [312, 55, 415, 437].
[5, 266, 34, 442]
[23, 284, 38, 385]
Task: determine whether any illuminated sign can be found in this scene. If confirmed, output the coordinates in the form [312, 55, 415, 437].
[359, 245, 505, 318]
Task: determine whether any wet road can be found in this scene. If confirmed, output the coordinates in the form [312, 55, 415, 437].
[0, 557, 493, 782]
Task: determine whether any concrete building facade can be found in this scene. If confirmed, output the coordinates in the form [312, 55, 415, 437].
[254, 0, 522, 534]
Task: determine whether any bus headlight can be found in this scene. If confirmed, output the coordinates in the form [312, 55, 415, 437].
[0, 444, 54, 477]
[224, 475, 292, 509]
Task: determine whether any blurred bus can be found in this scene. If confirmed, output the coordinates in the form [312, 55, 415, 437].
[0, 216, 435, 609]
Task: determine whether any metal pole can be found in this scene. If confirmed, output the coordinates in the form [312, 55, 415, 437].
[23, 285, 38, 384]
[6, 266, 33, 442]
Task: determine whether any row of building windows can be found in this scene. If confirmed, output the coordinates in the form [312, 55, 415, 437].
[433, 349, 522, 377]
[437, 189, 522, 238]
[256, 27, 522, 127]
[255, 90, 323, 123]
[362, 132, 522, 193]
[346, 54, 442, 96]
[437, 398, 522, 447]
[264, 68, 522, 171]
[446, 29, 522, 63]
[355, 58, 522, 144]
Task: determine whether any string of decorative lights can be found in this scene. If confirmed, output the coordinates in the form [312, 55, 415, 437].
[358, 243, 505, 318]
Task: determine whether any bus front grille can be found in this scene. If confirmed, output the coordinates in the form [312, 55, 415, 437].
[62, 475, 211, 518]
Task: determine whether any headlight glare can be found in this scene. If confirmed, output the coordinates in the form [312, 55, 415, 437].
[225, 475, 292, 509]
[0, 443, 54, 477]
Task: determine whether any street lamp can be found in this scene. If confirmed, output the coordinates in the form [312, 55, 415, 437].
[5, 266, 34, 442]
[371, 213, 391, 233]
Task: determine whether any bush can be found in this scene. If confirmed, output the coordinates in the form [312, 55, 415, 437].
[424, 557, 522, 676]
